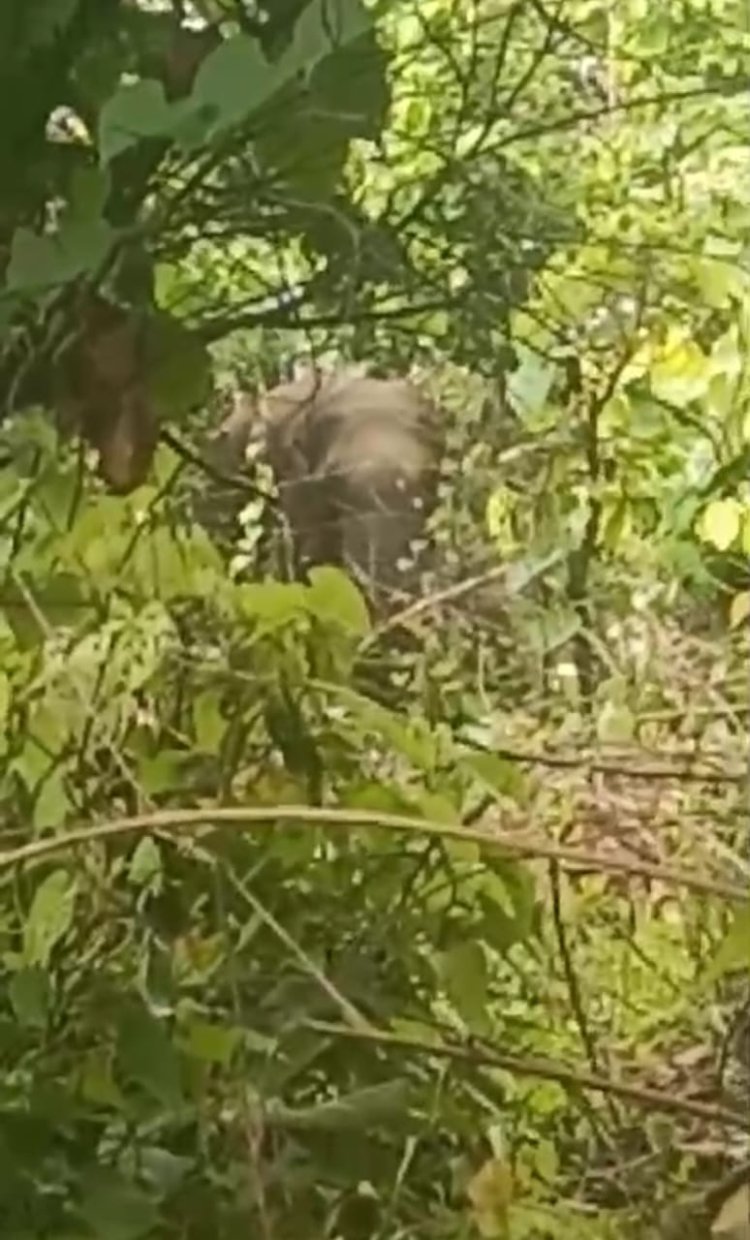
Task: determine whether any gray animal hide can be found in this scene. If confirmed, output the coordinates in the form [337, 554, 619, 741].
[207, 369, 443, 603]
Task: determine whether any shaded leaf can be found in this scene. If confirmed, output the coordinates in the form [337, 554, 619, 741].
[268, 1078, 411, 1132]
[9, 966, 51, 1029]
[116, 1002, 183, 1107]
[78, 1168, 158, 1240]
[192, 34, 277, 130]
[23, 869, 77, 967]
[98, 79, 175, 163]
[7, 219, 115, 293]
[128, 836, 163, 892]
[440, 941, 488, 1030]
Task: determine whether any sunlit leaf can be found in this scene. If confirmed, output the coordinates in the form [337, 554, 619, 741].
[306, 565, 370, 634]
[699, 498, 742, 551]
[32, 769, 70, 831]
[180, 1018, 242, 1066]
[651, 337, 711, 406]
[706, 903, 750, 980]
[729, 592, 750, 629]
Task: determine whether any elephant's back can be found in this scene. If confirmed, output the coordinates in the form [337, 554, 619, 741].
[263, 371, 441, 481]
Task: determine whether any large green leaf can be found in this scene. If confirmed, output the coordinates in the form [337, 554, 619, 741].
[6, 219, 115, 293]
[193, 0, 373, 138]
[98, 78, 176, 164]
[22, 869, 77, 968]
[116, 1002, 183, 1108]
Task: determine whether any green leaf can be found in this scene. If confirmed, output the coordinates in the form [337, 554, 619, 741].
[283, 0, 373, 74]
[23, 869, 77, 967]
[6, 218, 115, 293]
[268, 1078, 411, 1132]
[23, 0, 79, 47]
[8, 966, 51, 1029]
[439, 941, 488, 1030]
[699, 498, 742, 551]
[533, 1138, 559, 1183]
[180, 1018, 242, 1065]
[116, 1002, 183, 1107]
[306, 566, 370, 634]
[479, 863, 536, 952]
[137, 749, 190, 796]
[32, 768, 70, 831]
[0, 671, 10, 725]
[706, 904, 750, 980]
[192, 35, 278, 130]
[67, 165, 110, 221]
[128, 836, 163, 891]
[78, 1168, 158, 1240]
[651, 338, 711, 406]
[98, 79, 175, 164]
[146, 313, 213, 422]
[458, 749, 525, 801]
[193, 0, 373, 137]
[696, 256, 742, 309]
[138, 1146, 192, 1194]
[192, 692, 226, 751]
[729, 592, 750, 629]
[236, 580, 309, 630]
[79, 1049, 126, 1109]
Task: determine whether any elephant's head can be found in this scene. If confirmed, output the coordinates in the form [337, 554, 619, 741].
[210, 368, 443, 606]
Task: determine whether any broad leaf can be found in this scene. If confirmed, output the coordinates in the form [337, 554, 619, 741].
[23, 869, 77, 967]
[98, 79, 176, 163]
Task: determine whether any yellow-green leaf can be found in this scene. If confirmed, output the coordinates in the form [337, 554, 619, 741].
[706, 903, 750, 981]
[699, 498, 742, 551]
[729, 592, 750, 630]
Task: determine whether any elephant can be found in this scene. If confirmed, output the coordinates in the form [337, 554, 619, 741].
[205, 367, 443, 607]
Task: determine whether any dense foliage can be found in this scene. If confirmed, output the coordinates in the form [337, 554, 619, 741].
[0, 2, 748, 1238]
